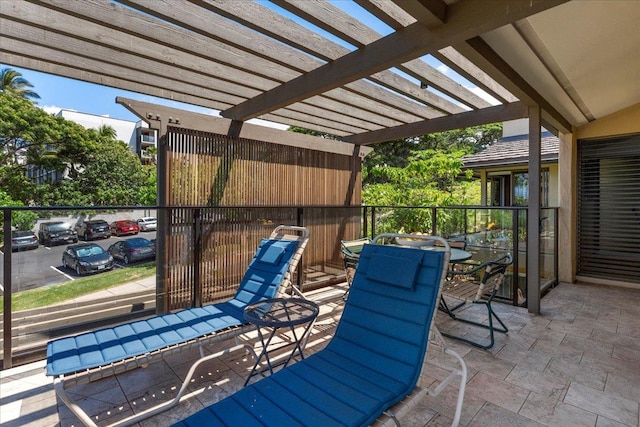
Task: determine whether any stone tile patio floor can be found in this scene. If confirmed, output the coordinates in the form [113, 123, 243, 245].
[2, 281, 640, 427]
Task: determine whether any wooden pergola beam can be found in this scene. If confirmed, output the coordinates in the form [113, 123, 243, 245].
[379, 0, 571, 132]
[116, 96, 373, 157]
[273, 0, 487, 111]
[12, 0, 427, 129]
[0, 0, 576, 139]
[455, 37, 572, 134]
[355, 0, 517, 105]
[120, 0, 441, 121]
[342, 101, 528, 145]
[222, 0, 569, 121]
[389, 0, 448, 26]
[188, 0, 448, 116]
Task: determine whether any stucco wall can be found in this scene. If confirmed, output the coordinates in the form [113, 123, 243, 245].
[576, 103, 640, 140]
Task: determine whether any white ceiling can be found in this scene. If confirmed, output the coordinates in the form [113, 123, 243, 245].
[485, 0, 640, 126]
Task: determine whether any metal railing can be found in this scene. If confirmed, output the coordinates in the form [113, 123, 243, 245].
[0, 204, 557, 369]
[362, 205, 559, 305]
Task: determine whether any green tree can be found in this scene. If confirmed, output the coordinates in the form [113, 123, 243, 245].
[362, 145, 481, 237]
[358, 124, 503, 234]
[363, 150, 476, 206]
[0, 91, 149, 206]
[0, 92, 97, 203]
[413, 124, 502, 153]
[0, 191, 38, 231]
[0, 68, 40, 101]
[96, 124, 117, 140]
[363, 124, 501, 185]
[65, 128, 146, 206]
[288, 126, 339, 140]
[138, 166, 157, 205]
[0, 93, 53, 202]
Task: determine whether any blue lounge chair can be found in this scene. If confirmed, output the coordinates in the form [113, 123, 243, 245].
[173, 235, 467, 427]
[46, 225, 309, 427]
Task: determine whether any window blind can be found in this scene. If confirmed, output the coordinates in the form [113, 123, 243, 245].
[577, 134, 640, 283]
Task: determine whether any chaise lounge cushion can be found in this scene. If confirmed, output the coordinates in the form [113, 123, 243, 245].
[173, 243, 445, 427]
[365, 251, 422, 289]
[46, 238, 300, 377]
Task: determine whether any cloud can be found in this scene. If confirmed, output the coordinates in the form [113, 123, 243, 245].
[437, 64, 450, 75]
[247, 118, 289, 130]
[468, 86, 501, 106]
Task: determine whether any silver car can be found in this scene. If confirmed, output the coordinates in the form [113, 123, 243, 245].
[11, 230, 39, 252]
[136, 217, 157, 231]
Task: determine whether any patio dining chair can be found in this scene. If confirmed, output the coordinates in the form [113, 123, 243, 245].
[173, 234, 467, 427]
[447, 237, 467, 249]
[445, 237, 470, 275]
[340, 237, 371, 298]
[439, 253, 514, 349]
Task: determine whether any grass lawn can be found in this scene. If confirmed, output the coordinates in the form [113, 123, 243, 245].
[0, 262, 156, 313]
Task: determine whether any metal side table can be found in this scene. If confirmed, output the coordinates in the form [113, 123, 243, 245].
[243, 297, 319, 386]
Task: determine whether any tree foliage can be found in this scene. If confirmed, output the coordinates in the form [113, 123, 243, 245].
[0, 92, 82, 202]
[361, 125, 501, 234]
[0, 68, 40, 101]
[138, 166, 157, 205]
[362, 124, 501, 184]
[0, 190, 38, 231]
[288, 126, 339, 140]
[363, 149, 478, 206]
[287, 124, 501, 236]
[0, 90, 154, 207]
[66, 132, 147, 205]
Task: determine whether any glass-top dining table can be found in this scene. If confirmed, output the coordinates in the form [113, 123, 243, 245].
[394, 237, 472, 263]
[419, 245, 472, 263]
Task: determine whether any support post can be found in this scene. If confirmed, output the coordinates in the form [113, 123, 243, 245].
[3, 209, 12, 369]
[558, 131, 576, 283]
[527, 106, 542, 314]
[193, 208, 202, 308]
[156, 120, 169, 314]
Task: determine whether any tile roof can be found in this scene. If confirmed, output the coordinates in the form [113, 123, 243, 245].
[462, 132, 559, 169]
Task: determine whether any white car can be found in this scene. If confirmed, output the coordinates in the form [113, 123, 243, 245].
[136, 217, 157, 231]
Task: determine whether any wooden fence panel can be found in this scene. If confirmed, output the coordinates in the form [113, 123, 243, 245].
[165, 128, 361, 309]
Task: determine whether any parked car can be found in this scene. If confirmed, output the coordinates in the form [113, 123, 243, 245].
[107, 237, 156, 264]
[38, 222, 78, 246]
[109, 220, 140, 237]
[10, 230, 39, 251]
[76, 219, 111, 241]
[62, 243, 114, 275]
[136, 217, 157, 232]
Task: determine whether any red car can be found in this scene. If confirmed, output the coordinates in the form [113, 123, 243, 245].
[109, 220, 140, 237]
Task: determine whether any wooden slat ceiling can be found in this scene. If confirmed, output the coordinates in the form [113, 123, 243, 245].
[1, 0, 638, 145]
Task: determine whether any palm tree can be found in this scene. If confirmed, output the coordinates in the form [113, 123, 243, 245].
[97, 124, 118, 141]
[0, 67, 40, 101]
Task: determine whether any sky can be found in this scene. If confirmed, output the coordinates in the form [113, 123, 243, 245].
[1, 1, 495, 129]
